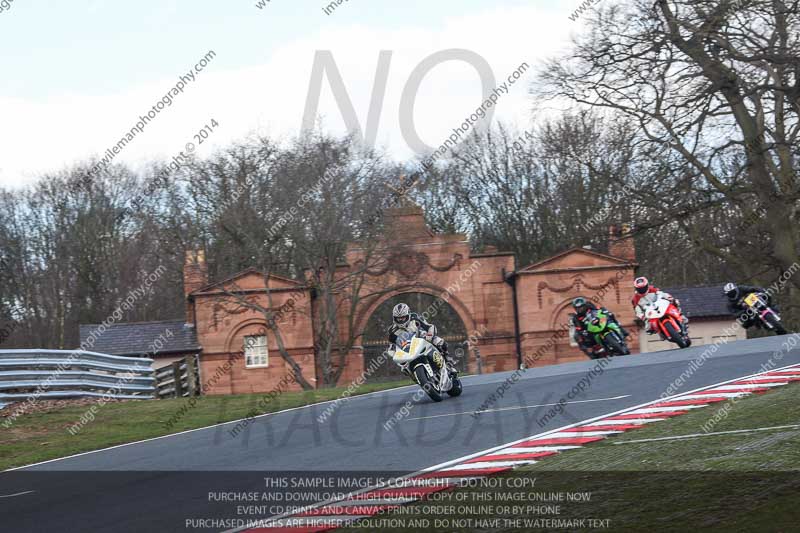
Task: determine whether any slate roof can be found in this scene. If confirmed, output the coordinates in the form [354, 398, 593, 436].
[663, 284, 734, 319]
[79, 319, 201, 357]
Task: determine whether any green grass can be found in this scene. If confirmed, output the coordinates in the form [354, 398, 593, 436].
[0, 379, 412, 470]
[527, 381, 800, 472]
[342, 382, 800, 532]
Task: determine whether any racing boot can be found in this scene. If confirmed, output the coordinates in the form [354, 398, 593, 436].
[607, 312, 630, 338]
[442, 348, 458, 377]
[592, 345, 607, 359]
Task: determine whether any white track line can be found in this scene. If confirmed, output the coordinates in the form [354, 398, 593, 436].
[612, 424, 800, 445]
[403, 477, 473, 486]
[540, 430, 623, 437]
[0, 490, 35, 499]
[257, 516, 366, 528]
[390, 478, 459, 488]
[231, 362, 800, 532]
[713, 383, 787, 390]
[677, 392, 752, 399]
[404, 395, 630, 421]
[3, 383, 420, 472]
[630, 406, 706, 414]
[335, 497, 416, 506]
[589, 418, 664, 425]
[444, 460, 539, 470]
[490, 446, 581, 454]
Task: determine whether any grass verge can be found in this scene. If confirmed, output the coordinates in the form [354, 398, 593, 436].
[342, 382, 800, 532]
[0, 379, 412, 471]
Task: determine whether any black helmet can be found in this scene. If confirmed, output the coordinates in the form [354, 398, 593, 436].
[572, 296, 589, 314]
[723, 282, 739, 300]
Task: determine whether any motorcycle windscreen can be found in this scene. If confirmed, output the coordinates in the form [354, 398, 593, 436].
[744, 293, 760, 306]
[645, 299, 670, 319]
[392, 331, 417, 363]
[407, 337, 427, 358]
[587, 315, 606, 333]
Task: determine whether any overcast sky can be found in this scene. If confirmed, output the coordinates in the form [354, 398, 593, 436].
[0, 0, 591, 189]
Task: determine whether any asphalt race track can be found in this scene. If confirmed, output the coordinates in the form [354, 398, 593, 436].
[2, 335, 799, 532]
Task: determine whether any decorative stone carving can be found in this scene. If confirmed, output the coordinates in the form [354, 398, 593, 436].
[211, 296, 261, 331]
[361, 252, 463, 279]
[537, 275, 621, 307]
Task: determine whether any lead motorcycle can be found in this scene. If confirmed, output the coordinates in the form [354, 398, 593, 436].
[740, 291, 787, 335]
[389, 330, 462, 402]
[636, 291, 692, 348]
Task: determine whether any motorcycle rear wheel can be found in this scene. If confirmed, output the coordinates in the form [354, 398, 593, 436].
[414, 365, 443, 402]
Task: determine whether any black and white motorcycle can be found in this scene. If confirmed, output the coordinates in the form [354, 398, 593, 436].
[740, 291, 788, 335]
[389, 330, 462, 402]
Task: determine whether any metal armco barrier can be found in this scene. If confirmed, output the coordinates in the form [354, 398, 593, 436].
[0, 349, 155, 408]
[154, 354, 200, 398]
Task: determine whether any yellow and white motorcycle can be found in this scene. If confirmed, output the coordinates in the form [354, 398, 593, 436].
[389, 330, 462, 402]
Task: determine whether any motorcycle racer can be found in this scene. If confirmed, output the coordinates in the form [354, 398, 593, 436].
[724, 282, 778, 329]
[569, 296, 628, 358]
[632, 277, 688, 335]
[388, 303, 455, 374]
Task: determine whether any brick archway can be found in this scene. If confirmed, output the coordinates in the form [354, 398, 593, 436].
[223, 317, 268, 354]
[358, 288, 473, 381]
[355, 283, 477, 342]
[550, 298, 578, 332]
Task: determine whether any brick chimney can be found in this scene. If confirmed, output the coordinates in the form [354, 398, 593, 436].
[184, 250, 208, 325]
[384, 204, 432, 241]
[608, 224, 636, 262]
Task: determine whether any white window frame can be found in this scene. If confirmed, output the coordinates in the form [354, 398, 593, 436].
[244, 334, 269, 368]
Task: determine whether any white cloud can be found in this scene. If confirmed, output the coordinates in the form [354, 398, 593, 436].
[0, 3, 576, 189]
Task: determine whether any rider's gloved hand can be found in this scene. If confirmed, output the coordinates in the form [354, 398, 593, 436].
[424, 332, 434, 341]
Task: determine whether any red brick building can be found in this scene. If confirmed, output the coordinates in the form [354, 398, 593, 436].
[81, 206, 645, 394]
[189, 206, 642, 394]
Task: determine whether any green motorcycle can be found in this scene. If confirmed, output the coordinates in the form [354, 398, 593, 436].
[584, 309, 630, 357]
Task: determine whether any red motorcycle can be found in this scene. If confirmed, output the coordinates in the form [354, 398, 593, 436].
[636, 291, 691, 349]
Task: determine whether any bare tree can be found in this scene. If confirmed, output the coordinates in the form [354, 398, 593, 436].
[0, 163, 182, 349]
[181, 132, 399, 388]
[277, 133, 398, 386]
[537, 0, 800, 308]
[413, 116, 641, 266]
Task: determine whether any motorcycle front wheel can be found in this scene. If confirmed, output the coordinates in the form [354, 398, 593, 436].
[414, 365, 443, 402]
[764, 313, 788, 335]
[603, 334, 629, 356]
[447, 376, 463, 397]
[664, 321, 689, 349]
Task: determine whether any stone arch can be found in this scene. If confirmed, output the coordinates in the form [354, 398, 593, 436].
[223, 317, 270, 355]
[355, 283, 476, 343]
[357, 285, 474, 381]
[549, 298, 579, 332]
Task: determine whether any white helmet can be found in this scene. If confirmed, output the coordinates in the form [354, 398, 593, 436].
[392, 303, 410, 327]
[723, 282, 738, 299]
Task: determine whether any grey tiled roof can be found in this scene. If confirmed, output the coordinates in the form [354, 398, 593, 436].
[79, 319, 200, 357]
[664, 284, 734, 319]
